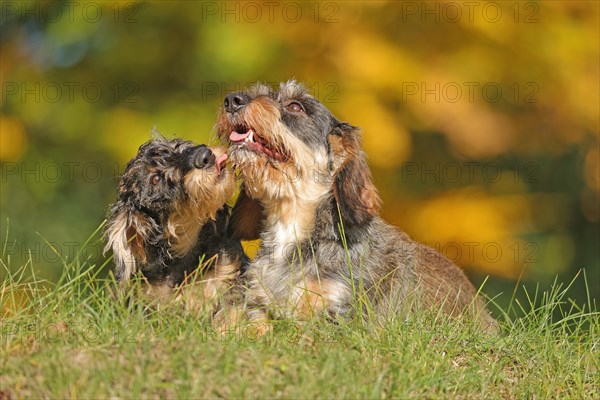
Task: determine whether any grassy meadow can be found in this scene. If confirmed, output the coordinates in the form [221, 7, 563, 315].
[1, 229, 598, 399]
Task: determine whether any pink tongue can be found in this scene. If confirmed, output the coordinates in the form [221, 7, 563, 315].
[216, 153, 228, 172]
[230, 131, 250, 142]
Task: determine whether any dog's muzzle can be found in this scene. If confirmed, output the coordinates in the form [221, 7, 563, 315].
[188, 146, 227, 173]
[224, 92, 250, 114]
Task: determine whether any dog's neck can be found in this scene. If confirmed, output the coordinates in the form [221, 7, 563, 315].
[260, 181, 330, 251]
[166, 205, 210, 259]
[141, 206, 232, 286]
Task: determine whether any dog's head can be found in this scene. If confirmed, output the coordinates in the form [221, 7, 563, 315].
[104, 134, 235, 282]
[216, 80, 380, 238]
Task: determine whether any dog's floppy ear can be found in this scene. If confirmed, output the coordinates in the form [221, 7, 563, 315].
[328, 122, 381, 227]
[229, 185, 265, 241]
[103, 204, 150, 282]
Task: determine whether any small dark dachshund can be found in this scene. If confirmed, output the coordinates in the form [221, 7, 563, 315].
[104, 134, 247, 313]
[217, 81, 497, 332]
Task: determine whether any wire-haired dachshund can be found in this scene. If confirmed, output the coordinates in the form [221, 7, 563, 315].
[104, 133, 247, 315]
[217, 81, 497, 332]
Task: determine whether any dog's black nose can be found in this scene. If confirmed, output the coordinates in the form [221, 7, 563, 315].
[224, 92, 249, 113]
[194, 146, 215, 169]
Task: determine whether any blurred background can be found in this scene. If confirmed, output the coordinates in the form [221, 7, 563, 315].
[1, 1, 598, 306]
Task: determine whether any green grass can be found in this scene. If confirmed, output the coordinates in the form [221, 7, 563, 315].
[1, 231, 599, 399]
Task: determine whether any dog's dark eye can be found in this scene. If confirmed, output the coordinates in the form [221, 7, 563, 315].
[151, 174, 162, 185]
[286, 101, 304, 113]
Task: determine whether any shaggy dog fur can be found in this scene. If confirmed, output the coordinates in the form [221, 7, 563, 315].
[104, 135, 247, 314]
[217, 81, 497, 332]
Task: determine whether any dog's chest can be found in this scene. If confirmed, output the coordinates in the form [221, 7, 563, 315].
[256, 218, 316, 277]
[266, 221, 302, 252]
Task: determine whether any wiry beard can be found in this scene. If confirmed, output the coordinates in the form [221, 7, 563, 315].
[165, 165, 235, 258]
